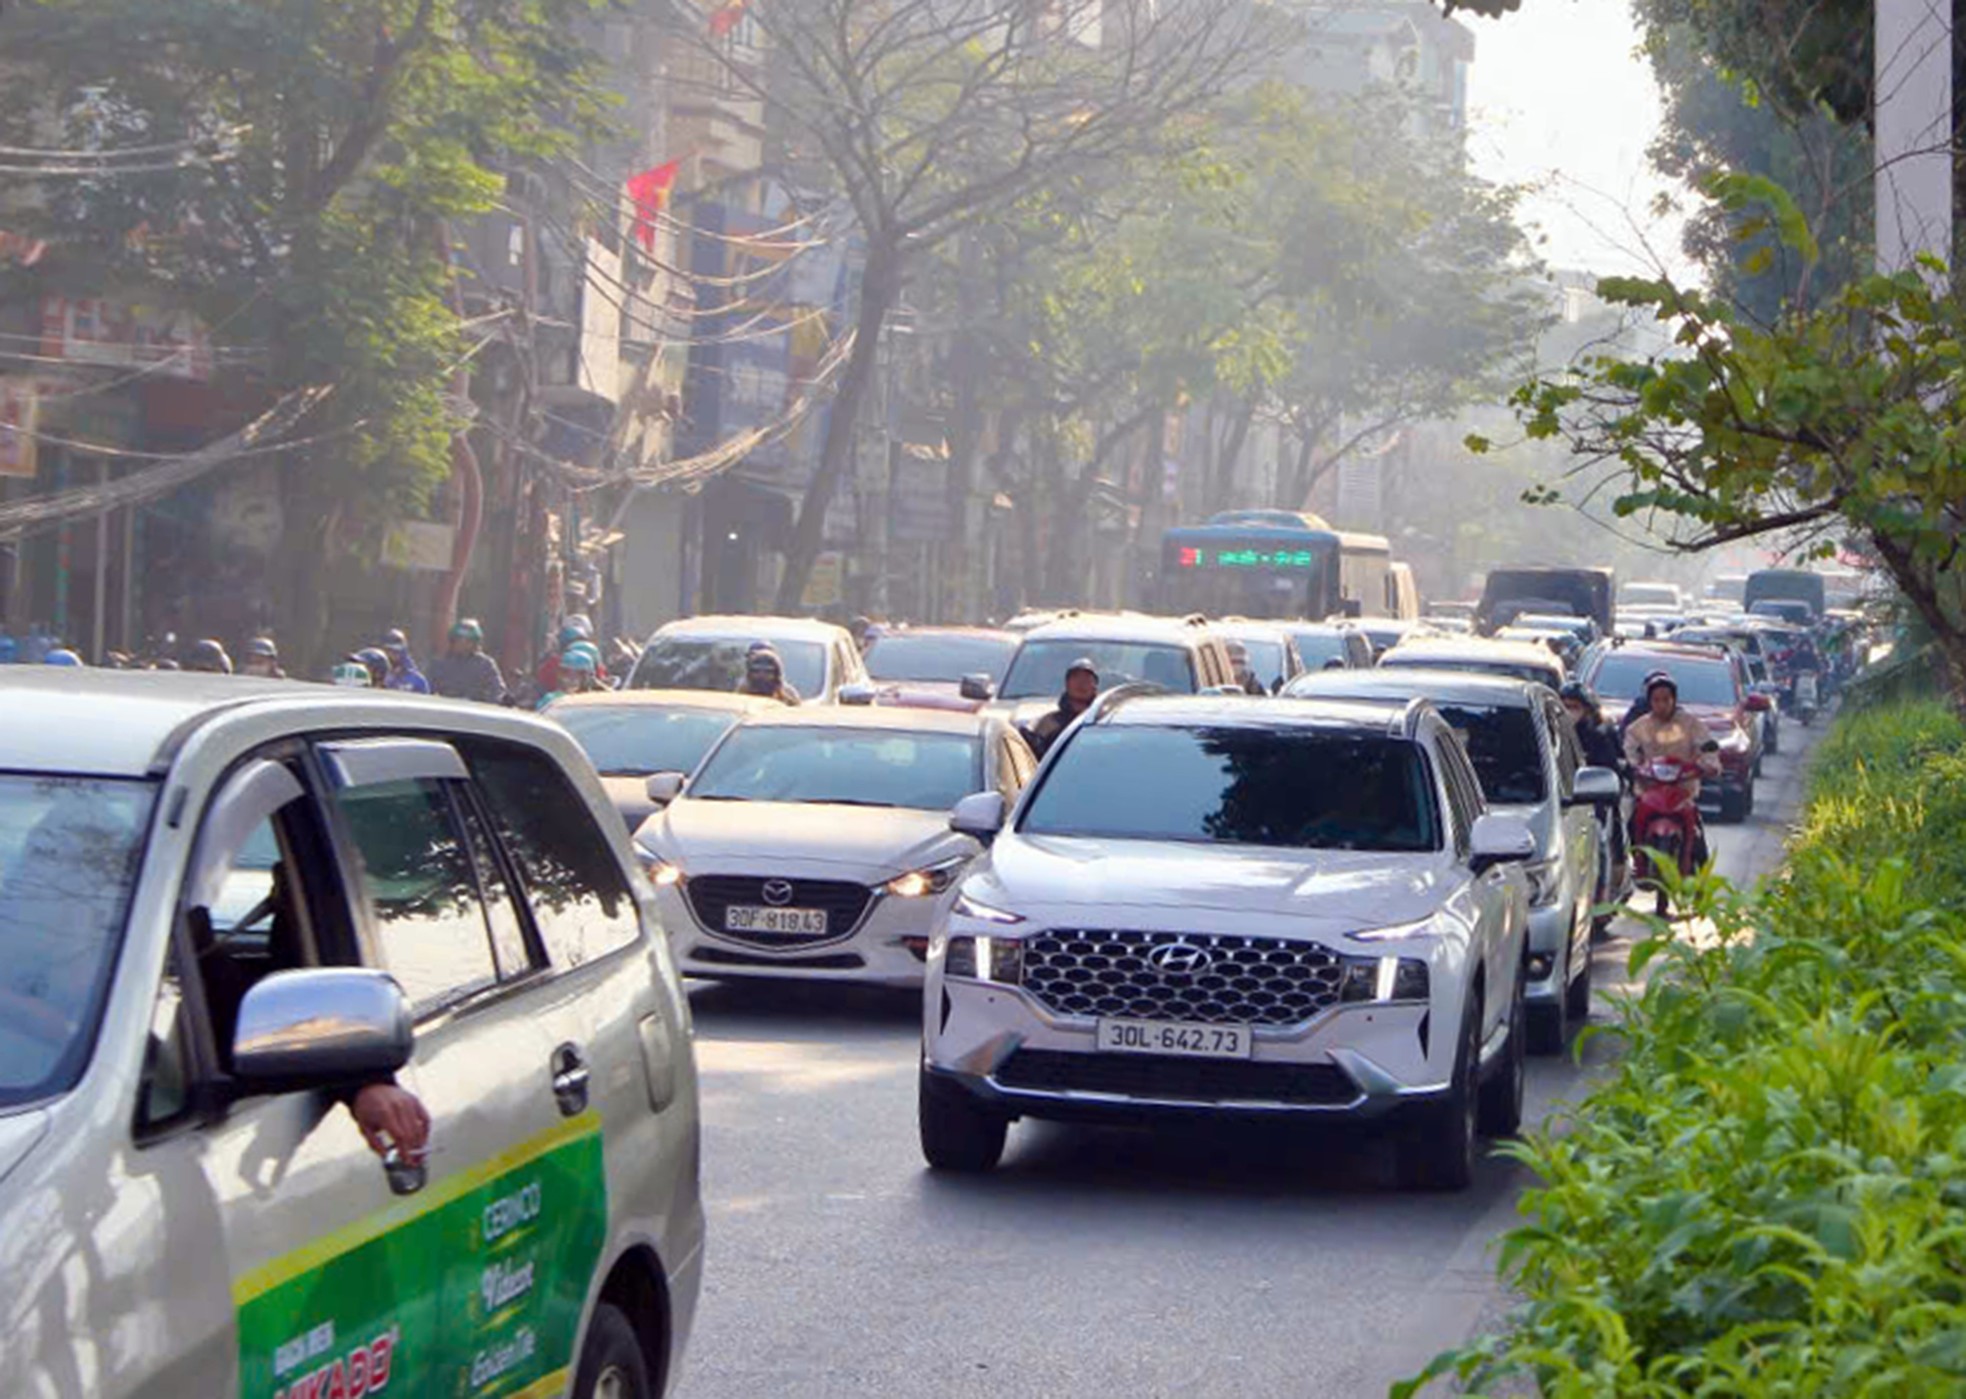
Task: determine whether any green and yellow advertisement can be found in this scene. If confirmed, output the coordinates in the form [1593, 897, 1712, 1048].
[233, 1115, 607, 1399]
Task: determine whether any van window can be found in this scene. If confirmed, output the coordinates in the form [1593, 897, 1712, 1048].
[463, 742, 641, 969]
[334, 778, 500, 1016]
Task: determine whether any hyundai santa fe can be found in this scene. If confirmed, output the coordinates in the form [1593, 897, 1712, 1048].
[919, 694, 1535, 1191]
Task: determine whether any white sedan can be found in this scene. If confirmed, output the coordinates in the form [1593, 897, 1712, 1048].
[633, 707, 1038, 987]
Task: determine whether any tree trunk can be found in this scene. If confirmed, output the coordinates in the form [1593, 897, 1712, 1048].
[775, 244, 900, 612]
[1870, 528, 1966, 696]
[1212, 398, 1256, 510]
[1282, 425, 1318, 510]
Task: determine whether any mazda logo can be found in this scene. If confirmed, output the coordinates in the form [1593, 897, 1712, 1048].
[761, 879, 795, 907]
[1147, 941, 1213, 976]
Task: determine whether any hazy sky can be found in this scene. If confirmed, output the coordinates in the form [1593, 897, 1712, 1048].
[1462, 0, 1695, 281]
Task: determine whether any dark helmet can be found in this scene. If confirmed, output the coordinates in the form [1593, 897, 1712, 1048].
[351, 647, 390, 684]
[450, 618, 484, 643]
[746, 645, 784, 675]
[1643, 670, 1678, 700]
[1559, 681, 1594, 706]
[187, 639, 233, 674]
[1065, 656, 1099, 683]
[382, 627, 410, 653]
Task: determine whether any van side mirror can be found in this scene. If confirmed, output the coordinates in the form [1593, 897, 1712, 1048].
[645, 771, 686, 806]
[232, 968, 413, 1088]
[837, 682, 879, 706]
[1469, 813, 1537, 873]
[958, 673, 995, 702]
[950, 791, 1007, 840]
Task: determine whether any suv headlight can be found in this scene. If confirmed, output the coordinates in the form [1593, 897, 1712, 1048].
[886, 856, 969, 899]
[943, 933, 1024, 984]
[1339, 954, 1430, 1003]
[1522, 857, 1562, 909]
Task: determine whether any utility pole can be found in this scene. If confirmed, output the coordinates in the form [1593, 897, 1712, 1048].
[1874, 0, 1953, 274]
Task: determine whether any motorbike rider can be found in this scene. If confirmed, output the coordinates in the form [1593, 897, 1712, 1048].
[240, 636, 285, 679]
[1560, 682, 1626, 775]
[427, 618, 508, 703]
[185, 638, 233, 675]
[1224, 640, 1267, 695]
[1028, 657, 1100, 758]
[535, 647, 602, 709]
[379, 628, 430, 694]
[737, 644, 801, 704]
[348, 647, 391, 689]
[535, 619, 606, 696]
[1623, 671, 1721, 858]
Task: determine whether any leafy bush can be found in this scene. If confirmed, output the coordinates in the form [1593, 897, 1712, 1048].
[1403, 702, 1966, 1397]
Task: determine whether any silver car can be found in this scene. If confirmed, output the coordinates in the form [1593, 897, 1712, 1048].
[1284, 668, 1619, 1052]
[0, 671, 702, 1397]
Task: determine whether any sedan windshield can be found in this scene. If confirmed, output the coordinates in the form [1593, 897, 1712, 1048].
[1589, 654, 1738, 708]
[999, 640, 1195, 699]
[1022, 726, 1439, 851]
[0, 775, 155, 1106]
[689, 727, 981, 809]
[553, 704, 744, 776]
[630, 635, 827, 699]
[1432, 704, 1546, 805]
[864, 632, 1015, 684]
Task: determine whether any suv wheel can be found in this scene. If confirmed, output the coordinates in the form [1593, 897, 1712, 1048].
[1565, 942, 1592, 1026]
[1476, 974, 1526, 1138]
[1396, 990, 1480, 1191]
[573, 1303, 652, 1399]
[919, 1066, 1008, 1172]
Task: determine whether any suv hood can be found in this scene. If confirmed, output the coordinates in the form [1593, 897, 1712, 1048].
[639, 798, 974, 879]
[983, 834, 1454, 934]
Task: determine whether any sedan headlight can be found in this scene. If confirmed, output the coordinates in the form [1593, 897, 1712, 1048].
[886, 857, 969, 899]
[1522, 857, 1562, 909]
[635, 845, 684, 887]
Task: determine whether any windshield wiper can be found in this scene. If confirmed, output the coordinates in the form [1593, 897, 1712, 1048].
[799, 798, 897, 808]
[597, 768, 654, 777]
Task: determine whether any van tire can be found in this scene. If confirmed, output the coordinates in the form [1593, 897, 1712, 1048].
[574, 1303, 652, 1399]
[919, 1067, 1008, 1172]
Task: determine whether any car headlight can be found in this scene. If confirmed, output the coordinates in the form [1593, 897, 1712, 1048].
[886, 857, 969, 899]
[636, 846, 684, 887]
[1345, 916, 1437, 943]
[1522, 857, 1562, 909]
[1339, 954, 1430, 1003]
[943, 934, 1024, 984]
[949, 890, 1024, 925]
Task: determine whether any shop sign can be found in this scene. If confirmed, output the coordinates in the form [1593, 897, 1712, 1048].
[40, 295, 213, 381]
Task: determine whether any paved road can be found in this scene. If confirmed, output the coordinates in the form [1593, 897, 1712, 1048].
[675, 726, 1822, 1399]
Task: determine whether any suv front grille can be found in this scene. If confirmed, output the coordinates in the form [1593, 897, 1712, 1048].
[1020, 929, 1346, 1026]
[684, 875, 873, 947]
[994, 1049, 1357, 1106]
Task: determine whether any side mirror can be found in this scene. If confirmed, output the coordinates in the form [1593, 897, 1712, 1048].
[1469, 813, 1537, 873]
[645, 771, 686, 806]
[232, 968, 412, 1087]
[958, 673, 996, 702]
[837, 682, 879, 706]
[1569, 766, 1622, 809]
[1744, 692, 1772, 713]
[950, 791, 1007, 841]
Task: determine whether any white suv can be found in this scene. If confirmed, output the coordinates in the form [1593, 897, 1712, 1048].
[920, 694, 1534, 1190]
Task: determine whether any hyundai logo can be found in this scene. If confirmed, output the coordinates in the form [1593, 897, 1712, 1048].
[761, 879, 796, 907]
[1147, 941, 1213, 976]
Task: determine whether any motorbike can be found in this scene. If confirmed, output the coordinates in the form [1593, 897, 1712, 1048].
[1631, 750, 1714, 917]
[1792, 667, 1820, 725]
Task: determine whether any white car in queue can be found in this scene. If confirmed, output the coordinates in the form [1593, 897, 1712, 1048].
[1283, 667, 1621, 1052]
[633, 707, 1038, 987]
[0, 670, 700, 1398]
[920, 693, 1536, 1190]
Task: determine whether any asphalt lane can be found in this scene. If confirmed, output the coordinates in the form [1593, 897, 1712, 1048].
[675, 724, 1824, 1399]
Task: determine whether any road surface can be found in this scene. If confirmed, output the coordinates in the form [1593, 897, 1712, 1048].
[675, 726, 1821, 1398]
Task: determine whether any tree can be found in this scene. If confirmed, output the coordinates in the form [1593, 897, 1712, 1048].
[0, 0, 610, 662]
[1483, 181, 1966, 687]
[716, 0, 1274, 610]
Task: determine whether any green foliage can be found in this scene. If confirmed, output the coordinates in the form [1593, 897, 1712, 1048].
[1407, 701, 1966, 1396]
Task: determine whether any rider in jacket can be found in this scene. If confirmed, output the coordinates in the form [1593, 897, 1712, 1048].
[1622, 671, 1721, 857]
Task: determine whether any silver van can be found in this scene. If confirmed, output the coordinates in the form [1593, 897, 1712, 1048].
[0, 671, 701, 1397]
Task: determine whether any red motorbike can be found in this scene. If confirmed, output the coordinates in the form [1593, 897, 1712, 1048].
[1631, 750, 1713, 916]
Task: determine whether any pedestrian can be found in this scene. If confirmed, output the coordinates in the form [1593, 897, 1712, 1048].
[1027, 657, 1100, 757]
[737, 645, 801, 704]
[185, 638, 233, 675]
[379, 628, 431, 694]
[427, 618, 508, 703]
[240, 636, 286, 679]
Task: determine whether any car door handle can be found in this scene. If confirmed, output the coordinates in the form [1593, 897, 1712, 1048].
[551, 1043, 590, 1117]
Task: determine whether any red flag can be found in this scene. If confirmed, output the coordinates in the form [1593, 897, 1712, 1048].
[625, 160, 681, 252]
[708, 0, 748, 37]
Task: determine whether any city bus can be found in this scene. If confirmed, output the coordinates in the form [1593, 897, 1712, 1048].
[1155, 510, 1401, 621]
